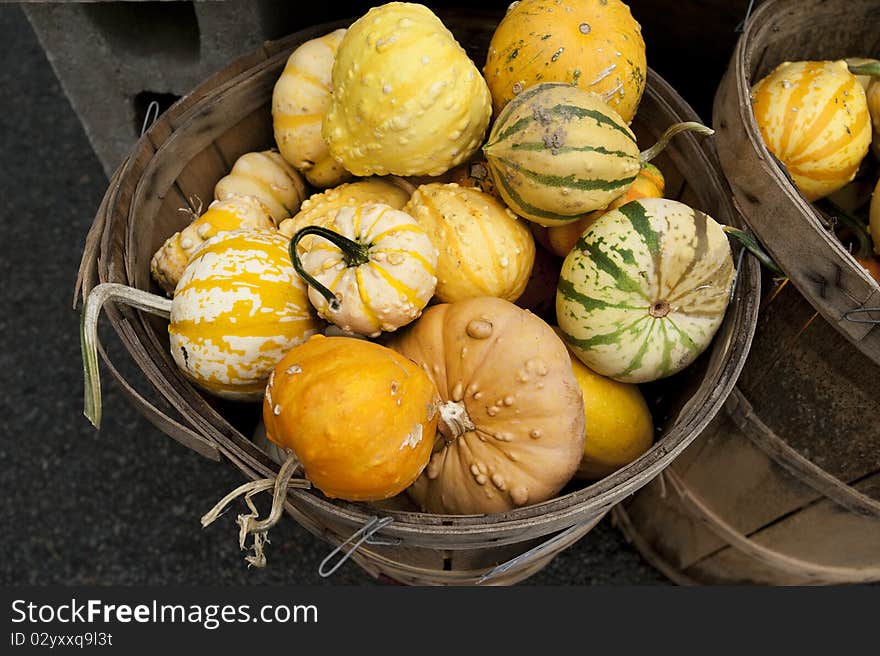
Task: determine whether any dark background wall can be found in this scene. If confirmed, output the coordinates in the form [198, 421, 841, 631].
[0, 0, 753, 586]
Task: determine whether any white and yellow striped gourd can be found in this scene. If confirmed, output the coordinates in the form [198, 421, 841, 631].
[322, 3, 492, 176]
[751, 60, 872, 201]
[169, 229, 321, 400]
[557, 198, 735, 384]
[150, 195, 274, 295]
[291, 203, 438, 336]
[214, 150, 307, 223]
[272, 28, 351, 188]
[404, 183, 536, 303]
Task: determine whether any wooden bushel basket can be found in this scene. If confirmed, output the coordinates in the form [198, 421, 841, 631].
[614, 0, 880, 586]
[75, 12, 760, 585]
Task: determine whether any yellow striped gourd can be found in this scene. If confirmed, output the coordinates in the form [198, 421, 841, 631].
[214, 150, 307, 223]
[169, 229, 320, 400]
[322, 3, 492, 177]
[404, 183, 536, 303]
[557, 198, 735, 384]
[751, 60, 872, 201]
[483, 83, 641, 226]
[150, 195, 274, 295]
[272, 29, 351, 188]
[291, 203, 438, 337]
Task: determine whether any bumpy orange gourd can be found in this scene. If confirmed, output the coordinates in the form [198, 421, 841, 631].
[533, 163, 665, 258]
[404, 183, 535, 302]
[751, 60, 872, 201]
[484, 0, 647, 122]
[263, 335, 440, 501]
[389, 297, 585, 515]
[272, 29, 351, 188]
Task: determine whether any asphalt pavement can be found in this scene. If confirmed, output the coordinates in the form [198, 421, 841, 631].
[0, 3, 667, 586]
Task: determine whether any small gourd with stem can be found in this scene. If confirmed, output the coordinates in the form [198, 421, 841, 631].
[290, 203, 439, 337]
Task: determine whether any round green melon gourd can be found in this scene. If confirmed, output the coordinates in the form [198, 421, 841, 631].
[556, 198, 735, 384]
[483, 82, 712, 227]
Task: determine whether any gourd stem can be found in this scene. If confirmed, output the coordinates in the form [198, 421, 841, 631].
[815, 199, 874, 259]
[438, 400, 476, 441]
[722, 226, 785, 276]
[80, 282, 173, 429]
[640, 122, 715, 163]
[200, 452, 310, 568]
[848, 60, 880, 77]
[290, 226, 370, 312]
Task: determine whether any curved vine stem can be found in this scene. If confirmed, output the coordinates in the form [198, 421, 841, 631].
[640, 122, 715, 163]
[80, 283, 172, 428]
[815, 198, 874, 259]
[200, 452, 310, 568]
[848, 59, 880, 77]
[722, 226, 785, 277]
[289, 226, 369, 312]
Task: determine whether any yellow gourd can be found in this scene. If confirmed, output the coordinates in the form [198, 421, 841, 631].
[751, 60, 872, 201]
[323, 2, 492, 176]
[264, 335, 440, 501]
[150, 195, 274, 295]
[214, 150, 307, 223]
[272, 29, 352, 188]
[871, 177, 880, 256]
[404, 183, 535, 302]
[868, 78, 880, 161]
[484, 0, 647, 122]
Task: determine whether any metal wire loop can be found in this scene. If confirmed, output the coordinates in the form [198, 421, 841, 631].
[735, 0, 756, 33]
[140, 100, 160, 137]
[843, 308, 880, 325]
[318, 516, 395, 578]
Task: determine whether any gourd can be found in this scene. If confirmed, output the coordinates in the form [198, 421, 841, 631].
[869, 78, 880, 161]
[278, 178, 411, 240]
[404, 183, 535, 302]
[263, 334, 440, 501]
[290, 203, 438, 336]
[150, 195, 274, 295]
[388, 297, 585, 515]
[322, 2, 492, 177]
[272, 28, 352, 188]
[82, 229, 320, 426]
[751, 60, 872, 201]
[559, 331, 653, 479]
[871, 177, 880, 256]
[484, 0, 647, 123]
[557, 198, 735, 384]
[214, 150, 307, 223]
[534, 162, 665, 258]
[169, 229, 321, 399]
[483, 82, 710, 226]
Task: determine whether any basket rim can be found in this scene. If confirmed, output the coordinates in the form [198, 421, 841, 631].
[82, 12, 762, 543]
[713, 0, 880, 365]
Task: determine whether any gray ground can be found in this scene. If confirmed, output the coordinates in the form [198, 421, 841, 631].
[0, 3, 666, 586]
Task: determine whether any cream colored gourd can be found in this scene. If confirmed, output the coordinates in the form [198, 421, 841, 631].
[751, 60, 872, 201]
[169, 229, 321, 400]
[404, 183, 535, 302]
[214, 150, 307, 223]
[272, 28, 351, 188]
[291, 203, 438, 336]
[150, 195, 274, 294]
[278, 178, 411, 240]
[388, 297, 585, 515]
[323, 2, 492, 176]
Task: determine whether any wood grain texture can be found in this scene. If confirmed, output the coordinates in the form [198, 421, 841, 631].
[76, 13, 760, 584]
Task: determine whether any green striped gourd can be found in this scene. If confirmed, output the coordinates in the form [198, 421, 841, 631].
[483, 82, 640, 226]
[556, 198, 735, 384]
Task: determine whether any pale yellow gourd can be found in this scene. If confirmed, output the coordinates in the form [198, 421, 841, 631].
[272, 29, 352, 188]
[323, 2, 492, 176]
[751, 60, 872, 201]
[291, 203, 439, 337]
[404, 183, 535, 303]
[150, 195, 274, 295]
[214, 150, 307, 223]
[868, 78, 880, 161]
